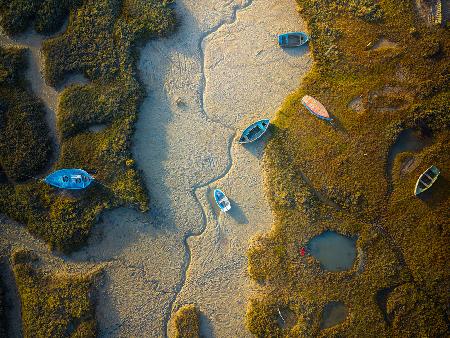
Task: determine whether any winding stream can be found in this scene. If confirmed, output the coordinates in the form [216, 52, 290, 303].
[1, 1, 311, 336]
[69, 0, 311, 336]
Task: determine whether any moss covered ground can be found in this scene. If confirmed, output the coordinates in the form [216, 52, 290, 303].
[0, 0, 175, 252]
[171, 304, 201, 338]
[246, 0, 449, 336]
[11, 249, 99, 338]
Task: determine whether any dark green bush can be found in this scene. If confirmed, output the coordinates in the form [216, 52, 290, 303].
[0, 0, 175, 252]
[0, 0, 80, 35]
[0, 46, 52, 182]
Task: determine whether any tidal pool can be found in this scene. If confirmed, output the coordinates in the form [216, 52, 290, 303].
[320, 301, 348, 329]
[308, 230, 357, 271]
[387, 128, 432, 175]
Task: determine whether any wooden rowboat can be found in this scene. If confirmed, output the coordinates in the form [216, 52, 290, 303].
[301, 95, 332, 121]
[44, 168, 94, 190]
[278, 32, 309, 48]
[238, 119, 270, 144]
[414, 165, 440, 195]
[214, 189, 231, 212]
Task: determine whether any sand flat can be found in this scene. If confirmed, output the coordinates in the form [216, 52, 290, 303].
[172, 0, 310, 336]
[1, 0, 310, 336]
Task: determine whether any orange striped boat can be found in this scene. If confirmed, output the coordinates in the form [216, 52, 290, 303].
[301, 95, 332, 121]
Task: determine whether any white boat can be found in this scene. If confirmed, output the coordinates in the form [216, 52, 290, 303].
[214, 189, 231, 212]
[414, 165, 440, 195]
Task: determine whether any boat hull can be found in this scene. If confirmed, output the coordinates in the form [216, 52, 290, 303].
[238, 119, 270, 144]
[214, 189, 231, 212]
[278, 32, 309, 48]
[414, 165, 440, 195]
[44, 168, 94, 190]
[301, 95, 332, 121]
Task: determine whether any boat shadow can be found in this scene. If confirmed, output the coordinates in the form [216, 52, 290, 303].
[241, 131, 270, 159]
[329, 115, 347, 133]
[199, 310, 216, 338]
[281, 44, 310, 57]
[416, 174, 448, 207]
[228, 199, 248, 224]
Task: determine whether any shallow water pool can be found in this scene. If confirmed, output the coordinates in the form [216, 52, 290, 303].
[308, 230, 357, 271]
[320, 301, 348, 329]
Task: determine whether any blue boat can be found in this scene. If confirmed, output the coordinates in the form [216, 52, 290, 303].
[278, 32, 309, 48]
[238, 119, 270, 144]
[44, 168, 94, 190]
[214, 189, 231, 212]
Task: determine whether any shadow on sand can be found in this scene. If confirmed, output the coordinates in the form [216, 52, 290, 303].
[241, 131, 270, 159]
[228, 199, 248, 224]
[199, 311, 215, 338]
[281, 43, 309, 57]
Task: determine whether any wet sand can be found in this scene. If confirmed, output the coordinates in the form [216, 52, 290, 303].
[0, 0, 311, 336]
[172, 0, 310, 336]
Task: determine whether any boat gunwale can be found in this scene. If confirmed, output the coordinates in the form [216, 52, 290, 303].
[44, 168, 94, 190]
[414, 165, 440, 195]
[238, 119, 270, 144]
[301, 95, 333, 121]
[214, 188, 231, 212]
[278, 32, 309, 47]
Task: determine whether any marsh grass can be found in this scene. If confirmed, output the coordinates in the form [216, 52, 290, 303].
[246, 0, 449, 336]
[11, 249, 100, 338]
[0, 0, 175, 252]
[0, 46, 52, 183]
[171, 304, 201, 338]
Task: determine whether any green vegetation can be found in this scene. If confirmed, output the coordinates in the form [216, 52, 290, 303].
[12, 249, 99, 338]
[0, 46, 52, 182]
[0, 0, 176, 252]
[0, 0, 81, 35]
[247, 0, 449, 336]
[171, 304, 201, 338]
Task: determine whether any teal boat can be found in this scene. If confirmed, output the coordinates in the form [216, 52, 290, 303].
[414, 165, 440, 195]
[238, 119, 270, 144]
[278, 32, 309, 48]
[214, 189, 231, 212]
[44, 168, 94, 190]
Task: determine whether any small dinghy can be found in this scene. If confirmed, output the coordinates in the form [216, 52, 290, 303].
[238, 119, 270, 144]
[414, 165, 440, 196]
[278, 32, 309, 48]
[301, 95, 332, 121]
[214, 189, 231, 212]
[44, 168, 94, 190]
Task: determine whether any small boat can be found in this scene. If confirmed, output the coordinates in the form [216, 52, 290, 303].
[301, 95, 332, 121]
[278, 32, 309, 48]
[44, 168, 94, 190]
[238, 119, 270, 144]
[214, 189, 231, 212]
[414, 165, 440, 195]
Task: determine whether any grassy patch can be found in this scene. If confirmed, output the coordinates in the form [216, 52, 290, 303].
[0, 46, 52, 182]
[0, 0, 175, 252]
[171, 304, 201, 338]
[11, 249, 100, 338]
[247, 0, 449, 335]
[0, 0, 81, 35]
